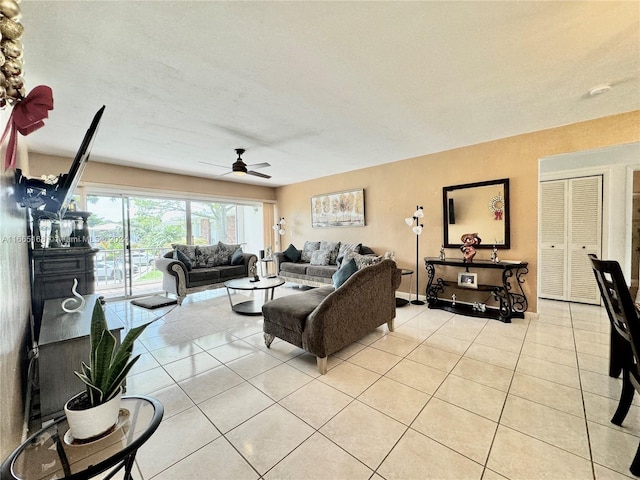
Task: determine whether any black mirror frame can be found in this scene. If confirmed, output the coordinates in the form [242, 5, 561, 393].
[442, 178, 510, 249]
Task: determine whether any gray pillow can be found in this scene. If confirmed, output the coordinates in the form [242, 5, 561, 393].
[332, 258, 357, 288]
[310, 250, 330, 266]
[338, 242, 361, 259]
[319, 241, 341, 265]
[171, 243, 198, 264]
[301, 241, 321, 263]
[342, 251, 382, 270]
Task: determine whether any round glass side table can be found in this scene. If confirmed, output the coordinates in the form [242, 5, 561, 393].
[1, 395, 163, 480]
[396, 269, 414, 307]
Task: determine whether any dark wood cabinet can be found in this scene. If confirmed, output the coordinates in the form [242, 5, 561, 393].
[424, 257, 528, 323]
[32, 247, 98, 340]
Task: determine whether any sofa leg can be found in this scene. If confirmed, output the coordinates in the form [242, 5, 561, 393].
[387, 318, 395, 332]
[317, 356, 328, 375]
[177, 295, 184, 306]
[264, 333, 275, 348]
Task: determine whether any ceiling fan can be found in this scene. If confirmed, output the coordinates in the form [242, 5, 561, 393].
[199, 148, 271, 179]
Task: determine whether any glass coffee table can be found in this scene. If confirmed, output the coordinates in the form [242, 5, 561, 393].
[224, 276, 285, 315]
[1, 395, 163, 480]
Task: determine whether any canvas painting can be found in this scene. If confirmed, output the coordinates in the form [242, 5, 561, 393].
[311, 189, 365, 228]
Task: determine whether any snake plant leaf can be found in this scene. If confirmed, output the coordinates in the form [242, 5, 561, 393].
[91, 328, 117, 403]
[74, 299, 155, 408]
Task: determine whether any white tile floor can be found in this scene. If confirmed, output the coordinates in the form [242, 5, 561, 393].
[104, 285, 640, 479]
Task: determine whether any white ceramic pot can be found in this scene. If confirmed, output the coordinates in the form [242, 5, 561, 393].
[64, 389, 122, 441]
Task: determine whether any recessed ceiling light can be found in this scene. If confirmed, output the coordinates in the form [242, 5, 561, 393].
[588, 84, 612, 96]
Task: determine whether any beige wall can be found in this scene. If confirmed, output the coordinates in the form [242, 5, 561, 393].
[28, 154, 277, 203]
[275, 110, 640, 314]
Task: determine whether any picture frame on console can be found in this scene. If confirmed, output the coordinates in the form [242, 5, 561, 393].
[458, 272, 478, 288]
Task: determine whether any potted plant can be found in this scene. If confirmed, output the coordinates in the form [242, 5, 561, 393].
[64, 299, 152, 442]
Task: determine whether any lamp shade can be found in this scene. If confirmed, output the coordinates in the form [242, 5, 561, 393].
[278, 228, 285, 235]
[412, 225, 423, 235]
[405, 217, 414, 226]
[414, 208, 424, 218]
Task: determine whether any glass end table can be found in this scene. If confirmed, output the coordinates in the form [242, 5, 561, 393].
[1, 395, 163, 480]
[396, 269, 414, 307]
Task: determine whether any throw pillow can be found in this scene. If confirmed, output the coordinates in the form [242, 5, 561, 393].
[219, 242, 241, 264]
[359, 245, 376, 255]
[332, 258, 358, 288]
[172, 248, 193, 271]
[171, 243, 198, 264]
[196, 245, 219, 267]
[231, 247, 244, 265]
[309, 250, 330, 266]
[301, 241, 321, 263]
[342, 251, 382, 270]
[283, 243, 302, 263]
[319, 240, 341, 265]
[337, 242, 361, 260]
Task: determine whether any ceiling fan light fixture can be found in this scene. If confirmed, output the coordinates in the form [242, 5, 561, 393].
[232, 159, 247, 175]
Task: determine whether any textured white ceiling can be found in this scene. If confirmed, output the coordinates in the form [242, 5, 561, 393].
[19, 1, 640, 187]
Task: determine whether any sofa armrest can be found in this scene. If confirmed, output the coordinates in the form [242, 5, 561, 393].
[155, 257, 188, 297]
[272, 252, 287, 273]
[303, 259, 399, 357]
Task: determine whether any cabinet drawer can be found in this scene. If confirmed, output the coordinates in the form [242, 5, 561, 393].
[35, 257, 86, 274]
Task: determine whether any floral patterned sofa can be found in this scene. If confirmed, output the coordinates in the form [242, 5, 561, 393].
[155, 242, 257, 305]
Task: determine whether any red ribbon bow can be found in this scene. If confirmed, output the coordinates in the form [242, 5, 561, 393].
[2, 85, 54, 170]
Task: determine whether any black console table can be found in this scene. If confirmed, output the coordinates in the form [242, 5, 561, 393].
[424, 257, 528, 323]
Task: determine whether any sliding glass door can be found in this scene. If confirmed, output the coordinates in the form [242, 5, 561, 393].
[86, 193, 262, 299]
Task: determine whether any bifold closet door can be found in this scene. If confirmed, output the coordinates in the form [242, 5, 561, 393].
[567, 176, 602, 303]
[539, 180, 567, 300]
[539, 176, 602, 304]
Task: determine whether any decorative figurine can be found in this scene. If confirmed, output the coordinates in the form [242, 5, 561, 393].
[439, 245, 446, 260]
[61, 278, 86, 313]
[491, 245, 500, 263]
[249, 264, 260, 282]
[460, 233, 481, 263]
[451, 293, 456, 306]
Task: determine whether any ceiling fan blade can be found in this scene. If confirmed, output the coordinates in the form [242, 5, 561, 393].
[247, 170, 271, 179]
[198, 160, 229, 169]
[247, 162, 270, 170]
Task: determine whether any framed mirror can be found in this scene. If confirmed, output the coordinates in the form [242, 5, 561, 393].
[443, 178, 510, 249]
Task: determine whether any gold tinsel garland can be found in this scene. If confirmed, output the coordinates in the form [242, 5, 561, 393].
[0, 0, 24, 108]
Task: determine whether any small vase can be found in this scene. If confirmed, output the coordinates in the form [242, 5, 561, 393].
[64, 389, 122, 442]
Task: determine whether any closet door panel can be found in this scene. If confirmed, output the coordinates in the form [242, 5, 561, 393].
[539, 180, 567, 299]
[568, 176, 602, 304]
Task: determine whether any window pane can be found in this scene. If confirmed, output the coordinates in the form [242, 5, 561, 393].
[190, 201, 237, 245]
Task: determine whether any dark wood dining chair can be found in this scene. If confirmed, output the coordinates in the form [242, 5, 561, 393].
[589, 254, 640, 476]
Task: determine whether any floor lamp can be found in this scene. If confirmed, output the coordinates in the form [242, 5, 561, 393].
[405, 206, 425, 305]
[272, 217, 285, 250]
